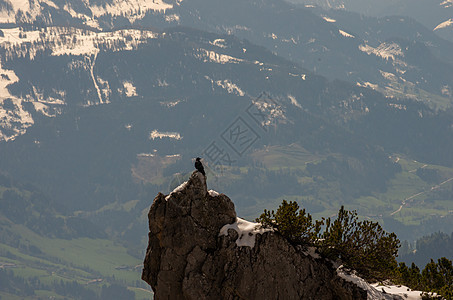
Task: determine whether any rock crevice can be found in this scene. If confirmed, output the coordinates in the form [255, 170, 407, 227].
[142, 171, 367, 299]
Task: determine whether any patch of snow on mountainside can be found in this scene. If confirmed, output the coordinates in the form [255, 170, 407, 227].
[287, 94, 302, 108]
[322, 16, 336, 23]
[32, 102, 59, 117]
[0, 0, 43, 23]
[339, 30, 355, 38]
[434, 18, 453, 30]
[0, 0, 175, 27]
[96, 77, 111, 104]
[62, 3, 101, 29]
[42, 0, 58, 9]
[380, 70, 398, 81]
[29, 88, 65, 106]
[0, 97, 34, 142]
[252, 97, 287, 127]
[160, 99, 183, 107]
[27, 86, 64, 115]
[89, 0, 173, 23]
[196, 49, 244, 64]
[0, 61, 34, 142]
[0, 27, 158, 58]
[289, 73, 306, 80]
[357, 81, 379, 90]
[215, 79, 245, 96]
[359, 42, 404, 61]
[149, 130, 182, 140]
[388, 103, 407, 110]
[165, 14, 180, 23]
[440, 0, 453, 8]
[0, 27, 156, 140]
[210, 39, 227, 49]
[121, 81, 137, 97]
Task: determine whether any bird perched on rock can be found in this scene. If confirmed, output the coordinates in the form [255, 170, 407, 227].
[195, 157, 206, 176]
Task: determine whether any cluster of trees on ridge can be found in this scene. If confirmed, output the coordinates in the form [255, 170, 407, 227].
[257, 200, 453, 299]
[400, 231, 453, 267]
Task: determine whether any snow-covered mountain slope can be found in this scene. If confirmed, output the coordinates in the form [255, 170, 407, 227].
[304, 8, 453, 106]
[0, 0, 176, 29]
[1, 0, 453, 144]
[3, 26, 433, 212]
[2, 0, 452, 110]
[158, 0, 453, 108]
[0, 26, 158, 58]
[0, 26, 157, 141]
[2, 0, 453, 141]
[0, 25, 306, 142]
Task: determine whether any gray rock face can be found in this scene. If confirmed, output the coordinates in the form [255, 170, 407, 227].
[142, 171, 367, 299]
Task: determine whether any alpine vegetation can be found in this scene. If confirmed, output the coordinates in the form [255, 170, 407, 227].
[257, 200, 453, 299]
[256, 200, 399, 281]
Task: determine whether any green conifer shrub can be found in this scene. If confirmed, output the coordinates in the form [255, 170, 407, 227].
[257, 201, 399, 281]
[256, 200, 322, 245]
[318, 206, 399, 281]
[258, 200, 453, 297]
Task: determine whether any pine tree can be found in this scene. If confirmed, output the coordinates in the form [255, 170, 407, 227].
[257, 201, 400, 281]
[256, 200, 322, 245]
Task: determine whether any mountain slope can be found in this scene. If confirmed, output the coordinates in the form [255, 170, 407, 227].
[1, 3, 453, 298]
[288, 0, 453, 42]
[2, 0, 452, 108]
[152, 0, 453, 108]
[1, 24, 453, 230]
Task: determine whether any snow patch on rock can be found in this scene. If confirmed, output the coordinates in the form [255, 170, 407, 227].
[165, 181, 188, 201]
[208, 189, 220, 197]
[371, 283, 426, 299]
[337, 266, 424, 300]
[220, 217, 273, 248]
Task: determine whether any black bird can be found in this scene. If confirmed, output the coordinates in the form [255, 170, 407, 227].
[195, 157, 206, 176]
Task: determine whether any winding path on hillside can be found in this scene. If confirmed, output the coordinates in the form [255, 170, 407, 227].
[390, 177, 453, 216]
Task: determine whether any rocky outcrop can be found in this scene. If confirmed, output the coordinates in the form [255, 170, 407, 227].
[142, 171, 367, 299]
